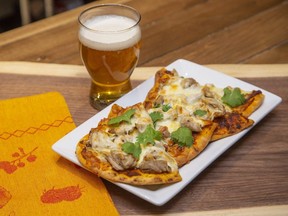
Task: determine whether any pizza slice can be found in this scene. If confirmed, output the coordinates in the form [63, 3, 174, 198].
[144, 70, 218, 167]
[144, 68, 264, 142]
[200, 83, 264, 140]
[76, 103, 182, 185]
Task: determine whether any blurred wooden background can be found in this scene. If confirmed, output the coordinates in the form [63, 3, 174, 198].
[0, 0, 287, 66]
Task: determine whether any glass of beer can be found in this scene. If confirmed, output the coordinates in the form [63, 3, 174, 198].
[78, 4, 141, 110]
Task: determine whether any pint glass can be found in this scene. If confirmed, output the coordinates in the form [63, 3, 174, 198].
[78, 4, 141, 110]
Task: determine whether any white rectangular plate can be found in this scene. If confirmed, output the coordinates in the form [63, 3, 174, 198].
[52, 59, 282, 206]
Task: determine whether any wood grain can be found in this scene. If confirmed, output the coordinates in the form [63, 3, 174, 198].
[0, 0, 287, 66]
[124, 205, 288, 216]
[144, 0, 288, 66]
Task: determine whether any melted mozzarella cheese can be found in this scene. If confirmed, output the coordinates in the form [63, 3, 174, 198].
[90, 131, 119, 151]
[112, 105, 153, 135]
[156, 118, 181, 133]
[210, 85, 224, 98]
[148, 105, 181, 133]
[131, 106, 153, 132]
[160, 78, 203, 108]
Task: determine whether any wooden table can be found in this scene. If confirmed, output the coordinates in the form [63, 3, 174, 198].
[1, 63, 288, 215]
[0, 0, 288, 215]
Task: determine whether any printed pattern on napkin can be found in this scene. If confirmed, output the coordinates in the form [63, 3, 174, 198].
[0, 92, 119, 216]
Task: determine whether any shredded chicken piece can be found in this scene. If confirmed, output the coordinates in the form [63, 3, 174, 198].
[181, 77, 198, 89]
[138, 147, 173, 173]
[139, 159, 171, 173]
[202, 97, 226, 118]
[106, 150, 136, 171]
[202, 85, 217, 98]
[179, 116, 202, 132]
[158, 126, 170, 138]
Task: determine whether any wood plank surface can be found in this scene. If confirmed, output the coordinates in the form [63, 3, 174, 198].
[124, 205, 288, 216]
[0, 0, 287, 66]
[0, 64, 287, 216]
[145, 0, 288, 65]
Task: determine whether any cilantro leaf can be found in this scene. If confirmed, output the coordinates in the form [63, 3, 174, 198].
[108, 109, 136, 125]
[193, 109, 207, 117]
[121, 125, 163, 159]
[122, 142, 141, 159]
[149, 111, 163, 125]
[137, 125, 162, 146]
[162, 104, 171, 112]
[221, 87, 246, 108]
[171, 127, 194, 147]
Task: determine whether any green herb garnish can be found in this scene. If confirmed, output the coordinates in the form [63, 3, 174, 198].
[221, 87, 245, 108]
[122, 142, 141, 159]
[137, 124, 162, 146]
[121, 125, 162, 158]
[193, 109, 207, 117]
[162, 104, 171, 112]
[149, 111, 163, 126]
[108, 109, 136, 125]
[171, 127, 194, 147]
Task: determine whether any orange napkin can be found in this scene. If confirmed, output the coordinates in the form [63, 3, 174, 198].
[0, 92, 119, 216]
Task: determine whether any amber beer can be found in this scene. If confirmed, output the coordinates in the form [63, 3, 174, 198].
[78, 4, 141, 110]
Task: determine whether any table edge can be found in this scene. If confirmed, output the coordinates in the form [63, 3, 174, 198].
[0, 61, 287, 79]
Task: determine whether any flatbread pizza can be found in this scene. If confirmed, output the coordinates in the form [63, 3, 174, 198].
[76, 103, 182, 185]
[76, 68, 264, 185]
[144, 68, 264, 142]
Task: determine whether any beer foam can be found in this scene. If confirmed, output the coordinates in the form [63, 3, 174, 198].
[79, 15, 141, 51]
